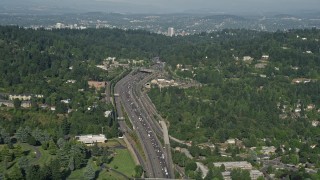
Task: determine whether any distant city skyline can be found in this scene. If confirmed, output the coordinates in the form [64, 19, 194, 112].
[1, 0, 320, 14]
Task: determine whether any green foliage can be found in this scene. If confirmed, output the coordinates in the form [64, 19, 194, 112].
[134, 165, 143, 178]
[61, 119, 70, 135]
[13, 99, 21, 109]
[230, 169, 251, 180]
[185, 162, 197, 172]
[172, 151, 190, 167]
[15, 127, 31, 143]
[47, 140, 58, 155]
[13, 145, 24, 158]
[1, 145, 13, 162]
[49, 159, 62, 180]
[0, 26, 319, 180]
[212, 167, 224, 180]
[68, 156, 75, 171]
[18, 156, 29, 171]
[83, 163, 96, 180]
[6, 166, 24, 180]
[26, 165, 41, 180]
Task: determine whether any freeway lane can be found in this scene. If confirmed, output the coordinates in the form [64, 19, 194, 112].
[114, 71, 171, 178]
[132, 73, 175, 178]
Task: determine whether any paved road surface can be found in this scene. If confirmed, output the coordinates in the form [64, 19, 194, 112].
[114, 71, 171, 178]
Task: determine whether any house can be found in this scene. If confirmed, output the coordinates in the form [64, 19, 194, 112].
[9, 94, 32, 101]
[40, 104, 49, 109]
[292, 78, 311, 84]
[243, 56, 254, 62]
[105, 57, 116, 62]
[0, 100, 30, 108]
[88, 81, 107, 90]
[132, 60, 144, 65]
[104, 110, 112, 118]
[0, 100, 14, 107]
[21, 101, 31, 108]
[307, 104, 316, 111]
[255, 63, 267, 69]
[261, 146, 276, 155]
[294, 108, 301, 113]
[34, 94, 44, 98]
[225, 139, 236, 145]
[312, 121, 319, 127]
[61, 99, 71, 104]
[221, 171, 231, 180]
[66, 80, 76, 84]
[75, 134, 107, 145]
[213, 161, 253, 170]
[96, 65, 108, 71]
[261, 55, 269, 60]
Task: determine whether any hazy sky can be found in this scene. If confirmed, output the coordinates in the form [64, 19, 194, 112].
[1, 0, 320, 14]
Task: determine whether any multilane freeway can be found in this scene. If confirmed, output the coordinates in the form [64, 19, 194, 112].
[114, 70, 173, 178]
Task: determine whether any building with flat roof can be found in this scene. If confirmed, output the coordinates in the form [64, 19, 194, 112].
[88, 81, 107, 90]
[168, 27, 175, 37]
[75, 134, 107, 145]
[213, 161, 253, 170]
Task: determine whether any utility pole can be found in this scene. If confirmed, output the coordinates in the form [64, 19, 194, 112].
[101, 127, 104, 134]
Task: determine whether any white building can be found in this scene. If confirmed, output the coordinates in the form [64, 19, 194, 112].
[9, 95, 32, 101]
[225, 138, 236, 145]
[168, 27, 175, 37]
[55, 23, 65, 29]
[243, 56, 254, 61]
[261, 55, 270, 60]
[104, 111, 112, 118]
[213, 161, 253, 170]
[75, 134, 107, 145]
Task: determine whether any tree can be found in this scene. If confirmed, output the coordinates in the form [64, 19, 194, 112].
[134, 165, 143, 178]
[13, 145, 24, 158]
[83, 163, 96, 180]
[195, 170, 203, 180]
[205, 169, 214, 180]
[257, 176, 264, 180]
[27, 135, 37, 146]
[40, 165, 52, 180]
[220, 164, 226, 172]
[13, 99, 21, 109]
[56, 102, 68, 114]
[91, 142, 100, 156]
[6, 166, 24, 180]
[57, 138, 66, 149]
[26, 165, 41, 180]
[1, 145, 13, 162]
[18, 156, 29, 171]
[68, 157, 75, 171]
[185, 162, 197, 172]
[230, 169, 250, 180]
[49, 159, 62, 180]
[212, 167, 223, 180]
[15, 127, 30, 143]
[61, 119, 70, 135]
[48, 140, 58, 155]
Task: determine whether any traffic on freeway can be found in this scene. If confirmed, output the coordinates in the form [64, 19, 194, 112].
[114, 70, 171, 178]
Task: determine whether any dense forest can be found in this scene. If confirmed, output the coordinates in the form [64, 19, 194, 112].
[0, 26, 320, 179]
[148, 28, 320, 179]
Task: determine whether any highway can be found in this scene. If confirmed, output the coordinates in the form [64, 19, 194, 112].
[114, 70, 172, 178]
